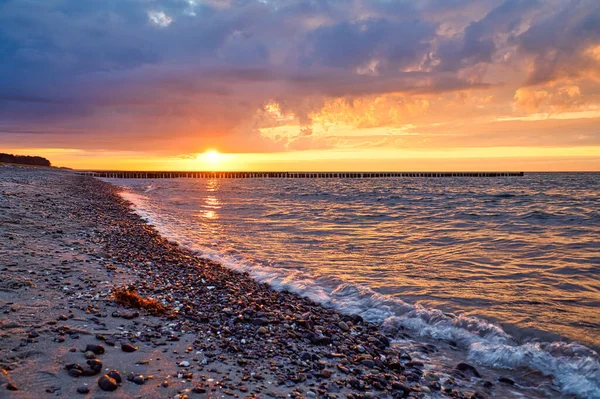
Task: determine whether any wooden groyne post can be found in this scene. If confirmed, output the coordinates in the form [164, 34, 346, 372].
[78, 171, 525, 179]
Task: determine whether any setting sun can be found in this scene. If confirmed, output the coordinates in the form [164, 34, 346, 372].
[203, 150, 222, 164]
[195, 149, 235, 171]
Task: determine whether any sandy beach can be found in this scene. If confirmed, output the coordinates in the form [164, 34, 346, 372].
[1, 167, 502, 398]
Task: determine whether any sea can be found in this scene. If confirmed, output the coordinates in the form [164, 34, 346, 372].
[107, 172, 600, 398]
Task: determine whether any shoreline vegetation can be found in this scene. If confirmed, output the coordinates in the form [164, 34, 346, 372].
[0, 153, 51, 167]
[1, 168, 536, 398]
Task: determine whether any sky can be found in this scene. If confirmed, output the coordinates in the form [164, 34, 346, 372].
[1, 0, 599, 171]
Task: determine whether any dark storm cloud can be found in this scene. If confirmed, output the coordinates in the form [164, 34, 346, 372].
[0, 0, 598, 153]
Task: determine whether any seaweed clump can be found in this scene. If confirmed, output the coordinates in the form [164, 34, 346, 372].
[111, 285, 167, 316]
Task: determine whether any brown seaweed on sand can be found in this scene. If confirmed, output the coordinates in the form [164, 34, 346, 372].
[111, 285, 168, 315]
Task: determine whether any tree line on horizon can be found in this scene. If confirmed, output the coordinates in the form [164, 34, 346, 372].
[0, 152, 51, 167]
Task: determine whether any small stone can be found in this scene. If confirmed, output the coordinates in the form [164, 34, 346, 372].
[108, 370, 122, 384]
[257, 327, 268, 334]
[456, 362, 481, 378]
[76, 386, 90, 394]
[84, 351, 96, 359]
[252, 318, 269, 326]
[121, 311, 139, 320]
[132, 376, 145, 385]
[192, 384, 207, 393]
[178, 361, 190, 367]
[81, 366, 100, 377]
[121, 343, 138, 352]
[87, 359, 103, 372]
[6, 383, 18, 391]
[98, 375, 118, 391]
[85, 344, 105, 355]
[361, 360, 375, 368]
[338, 321, 349, 332]
[69, 368, 83, 378]
[162, 380, 169, 388]
[391, 381, 410, 395]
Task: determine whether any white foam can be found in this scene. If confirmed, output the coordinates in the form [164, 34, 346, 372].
[118, 187, 600, 399]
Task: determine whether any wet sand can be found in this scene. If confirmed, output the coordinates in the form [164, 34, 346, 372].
[1, 167, 498, 398]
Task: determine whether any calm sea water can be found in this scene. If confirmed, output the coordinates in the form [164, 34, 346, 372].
[112, 173, 600, 398]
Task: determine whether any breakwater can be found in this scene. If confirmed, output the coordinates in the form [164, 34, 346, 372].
[80, 171, 524, 179]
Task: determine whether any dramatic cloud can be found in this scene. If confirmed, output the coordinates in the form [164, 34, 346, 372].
[0, 0, 599, 159]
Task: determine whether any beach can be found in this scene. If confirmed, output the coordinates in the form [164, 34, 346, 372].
[0, 167, 541, 398]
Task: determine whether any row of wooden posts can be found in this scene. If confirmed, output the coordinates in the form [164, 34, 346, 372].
[80, 171, 524, 179]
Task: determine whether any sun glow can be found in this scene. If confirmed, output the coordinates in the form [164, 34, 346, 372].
[196, 149, 232, 170]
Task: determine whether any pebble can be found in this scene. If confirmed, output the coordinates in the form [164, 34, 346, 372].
[87, 359, 103, 372]
[121, 343, 138, 352]
[76, 386, 90, 394]
[132, 375, 145, 385]
[85, 344, 105, 355]
[499, 377, 515, 385]
[178, 361, 190, 367]
[338, 321, 350, 331]
[98, 375, 118, 391]
[84, 351, 96, 359]
[456, 362, 481, 378]
[6, 383, 18, 391]
[68, 368, 83, 378]
[107, 370, 122, 384]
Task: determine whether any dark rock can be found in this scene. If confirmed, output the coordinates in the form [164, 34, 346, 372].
[65, 363, 83, 371]
[107, 370, 122, 384]
[300, 352, 312, 362]
[68, 368, 83, 378]
[391, 381, 410, 396]
[192, 384, 207, 393]
[121, 343, 138, 352]
[81, 366, 100, 377]
[252, 318, 269, 326]
[98, 375, 118, 391]
[388, 361, 404, 371]
[361, 360, 375, 368]
[498, 377, 515, 385]
[87, 359, 103, 372]
[121, 311, 139, 320]
[6, 383, 18, 391]
[85, 344, 105, 355]
[378, 335, 391, 347]
[309, 333, 331, 346]
[456, 362, 481, 378]
[77, 386, 90, 394]
[132, 376, 145, 385]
